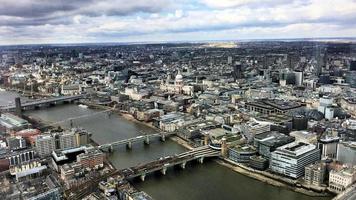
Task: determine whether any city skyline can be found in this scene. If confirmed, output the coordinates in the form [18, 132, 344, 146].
[1, 0, 356, 45]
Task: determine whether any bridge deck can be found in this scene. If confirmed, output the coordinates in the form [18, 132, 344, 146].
[0, 94, 84, 110]
[120, 146, 220, 178]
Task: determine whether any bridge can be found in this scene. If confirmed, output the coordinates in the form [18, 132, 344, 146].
[65, 145, 220, 198]
[119, 145, 220, 181]
[0, 94, 85, 112]
[98, 132, 176, 151]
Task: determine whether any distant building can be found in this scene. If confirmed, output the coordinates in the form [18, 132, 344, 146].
[270, 142, 320, 178]
[61, 84, 82, 95]
[245, 99, 302, 115]
[232, 62, 243, 80]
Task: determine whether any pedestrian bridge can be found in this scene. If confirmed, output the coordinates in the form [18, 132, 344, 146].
[119, 145, 220, 181]
[98, 132, 176, 151]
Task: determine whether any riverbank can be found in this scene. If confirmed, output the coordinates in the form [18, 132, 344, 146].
[169, 135, 331, 198]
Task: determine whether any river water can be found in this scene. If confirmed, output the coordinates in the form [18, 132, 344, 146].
[15, 101, 331, 200]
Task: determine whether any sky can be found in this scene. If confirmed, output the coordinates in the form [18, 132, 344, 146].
[0, 0, 356, 45]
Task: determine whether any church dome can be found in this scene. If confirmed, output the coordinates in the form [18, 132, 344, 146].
[175, 70, 183, 81]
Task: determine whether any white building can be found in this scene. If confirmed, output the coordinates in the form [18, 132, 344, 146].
[160, 70, 194, 96]
[329, 167, 356, 193]
[270, 142, 320, 178]
[35, 135, 56, 157]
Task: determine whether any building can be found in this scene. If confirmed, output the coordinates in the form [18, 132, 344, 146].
[160, 70, 194, 96]
[0, 113, 30, 131]
[6, 136, 26, 150]
[240, 121, 271, 142]
[318, 135, 339, 159]
[289, 131, 318, 144]
[329, 167, 356, 193]
[232, 62, 243, 80]
[292, 115, 308, 130]
[304, 163, 326, 186]
[59, 132, 78, 150]
[35, 129, 87, 157]
[228, 144, 257, 163]
[9, 159, 47, 182]
[249, 156, 269, 170]
[77, 148, 104, 169]
[61, 84, 82, 95]
[8, 150, 36, 166]
[245, 99, 302, 115]
[254, 131, 295, 159]
[270, 142, 320, 178]
[35, 135, 56, 157]
[336, 142, 356, 166]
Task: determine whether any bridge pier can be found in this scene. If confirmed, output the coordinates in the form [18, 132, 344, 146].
[160, 134, 166, 142]
[140, 173, 146, 181]
[198, 157, 204, 164]
[144, 135, 150, 145]
[161, 167, 167, 175]
[180, 161, 186, 169]
[109, 145, 113, 153]
[126, 141, 132, 149]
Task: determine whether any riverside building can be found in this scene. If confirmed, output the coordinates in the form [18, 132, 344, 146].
[270, 142, 320, 178]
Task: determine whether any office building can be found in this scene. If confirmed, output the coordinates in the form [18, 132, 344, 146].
[6, 136, 26, 150]
[270, 142, 320, 178]
[228, 145, 257, 163]
[59, 132, 77, 150]
[8, 150, 36, 166]
[35, 135, 56, 157]
[318, 136, 339, 159]
[77, 147, 104, 169]
[254, 131, 295, 159]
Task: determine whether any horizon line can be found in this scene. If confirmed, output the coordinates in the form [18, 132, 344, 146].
[1, 36, 356, 47]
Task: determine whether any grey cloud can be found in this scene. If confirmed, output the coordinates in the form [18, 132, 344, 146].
[0, 0, 170, 26]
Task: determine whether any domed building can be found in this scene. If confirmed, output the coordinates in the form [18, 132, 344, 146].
[160, 70, 193, 95]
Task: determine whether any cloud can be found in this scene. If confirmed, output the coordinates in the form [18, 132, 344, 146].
[0, 0, 356, 44]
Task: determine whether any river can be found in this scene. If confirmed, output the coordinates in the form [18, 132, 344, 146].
[21, 103, 331, 200]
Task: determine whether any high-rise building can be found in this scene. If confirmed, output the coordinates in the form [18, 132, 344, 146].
[232, 62, 242, 81]
[270, 142, 320, 178]
[350, 60, 356, 71]
[227, 56, 233, 65]
[318, 136, 339, 159]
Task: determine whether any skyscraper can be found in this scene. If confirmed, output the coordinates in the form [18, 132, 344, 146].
[232, 62, 242, 81]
